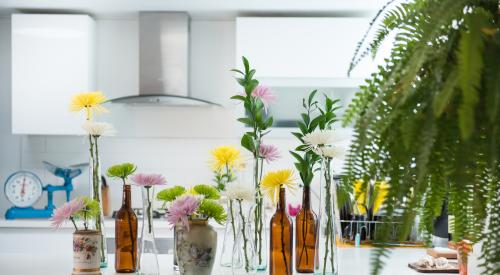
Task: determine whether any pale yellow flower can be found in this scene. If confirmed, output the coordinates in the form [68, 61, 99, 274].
[261, 169, 296, 204]
[209, 146, 243, 172]
[70, 91, 108, 120]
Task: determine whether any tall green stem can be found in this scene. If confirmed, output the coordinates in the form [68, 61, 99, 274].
[229, 200, 237, 241]
[238, 200, 250, 272]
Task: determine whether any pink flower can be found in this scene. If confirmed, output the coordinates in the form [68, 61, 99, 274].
[259, 143, 280, 163]
[50, 197, 84, 229]
[252, 85, 276, 112]
[131, 173, 167, 187]
[288, 203, 301, 217]
[166, 196, 199, 230]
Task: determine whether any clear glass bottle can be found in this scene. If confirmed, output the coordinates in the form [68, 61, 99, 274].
[295, 185, 317, 273]
[269, 188, 293, 275]
[252, 158, 268, 271]
[220, 198, 242, 268]
[137, 186, 159, 275]
[314, 158, 339, 275]
[232, 200, 256, 274]
[115, 184, 137, 273]
[88, 135, 108, 268]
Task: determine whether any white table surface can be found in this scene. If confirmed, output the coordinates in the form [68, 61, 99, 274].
[0, 248, 455, 275]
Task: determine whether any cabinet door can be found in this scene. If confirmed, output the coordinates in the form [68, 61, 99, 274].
[12, 14, 95, 135]
[236, 17, 388, 79]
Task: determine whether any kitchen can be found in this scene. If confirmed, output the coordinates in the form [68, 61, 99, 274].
[0, 1, 497, 275]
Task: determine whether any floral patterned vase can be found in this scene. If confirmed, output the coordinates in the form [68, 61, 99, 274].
[175, 219, 217, 275]
[72, 230, 102, 275]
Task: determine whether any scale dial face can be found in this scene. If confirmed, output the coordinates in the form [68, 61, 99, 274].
[4, 171, 43, 208]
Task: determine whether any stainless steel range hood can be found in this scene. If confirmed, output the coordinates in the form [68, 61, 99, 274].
[110, 12, 220, 106]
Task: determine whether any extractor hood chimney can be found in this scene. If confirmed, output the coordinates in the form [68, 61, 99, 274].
[110, 12, 220, 106]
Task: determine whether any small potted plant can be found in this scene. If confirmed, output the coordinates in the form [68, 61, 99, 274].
[49, 197, 101, 275]
[160, 184, 226, 275]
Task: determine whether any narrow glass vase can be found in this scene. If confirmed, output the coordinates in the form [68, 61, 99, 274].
[221, 198, 242, 268]
[314, 158, 339, 275]
[233, 200, 257, 274]
[252, 157, 268, 271]
[137, 186, 159, 275]
[88, 135, 108, 268]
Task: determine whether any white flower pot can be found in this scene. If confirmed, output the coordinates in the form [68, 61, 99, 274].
[72, 230, 102, 275]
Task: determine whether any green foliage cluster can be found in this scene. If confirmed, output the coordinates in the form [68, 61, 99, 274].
[344, 1, 500, 274]
[198, 199, 227, 225]
[231, 57, 273, 156]
[192, 184, 221, 200]
[213, 170, 236, 192]
[106, 163, 137, 184]
[156, 186, 186, 203]
[290, 90, 340, 186]
[73, 197, 101, 221]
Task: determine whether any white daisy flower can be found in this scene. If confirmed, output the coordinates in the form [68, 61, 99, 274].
[317, 146, 344, 159]
[226, 182, 254, 202]
[303, 130, 335, 148]
[82, 121, 115, 137]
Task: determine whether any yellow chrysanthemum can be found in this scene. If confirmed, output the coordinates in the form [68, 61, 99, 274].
[70, 91, 108, 120]
[261, 169, 296, 203]
[209, 145, 242, 172]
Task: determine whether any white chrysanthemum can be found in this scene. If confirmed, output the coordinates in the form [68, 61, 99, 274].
[303, 130, 334, 148]
[226, 182, 254, 202]
[82, 121, 115, 137]
[317, 146, 344, 159]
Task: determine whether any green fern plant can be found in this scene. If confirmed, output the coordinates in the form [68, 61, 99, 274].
[345, 1, 500, 274]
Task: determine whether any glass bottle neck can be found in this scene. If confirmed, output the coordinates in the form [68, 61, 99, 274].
[302, 185, 311, 210]
[122, 184, 131, 207]
[276, 187, 286, 211]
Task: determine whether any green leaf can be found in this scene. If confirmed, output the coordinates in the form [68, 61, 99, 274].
[308, 90, 318, 106]
[433, 69, 459, 117]
[230, 95, 246, 101]
[241, 133, 255, 153]
[237, 117, 254, 126]
[457, 8, 491, 139]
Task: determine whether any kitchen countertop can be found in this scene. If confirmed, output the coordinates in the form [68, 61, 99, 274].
[0, 248, 455, 275]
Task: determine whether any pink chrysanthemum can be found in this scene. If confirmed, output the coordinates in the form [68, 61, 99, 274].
[131, 173, 167, 187]
[166, 196, 199, 230]
[251, 85, 276, 112]
[259, 143, 280, 163]
[50, 197, 84, 229]
[288, 203, 301, 217]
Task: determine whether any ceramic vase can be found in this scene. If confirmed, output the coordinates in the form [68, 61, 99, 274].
[175, 219, 217, 275]
[72, 230, 102, 275]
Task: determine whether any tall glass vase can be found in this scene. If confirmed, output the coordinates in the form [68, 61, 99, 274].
[252, 157, 268, 271]
[138, 186, 159, 275]
[88, 135, 108, 268]
[233, 200, 257, 274]
[314, 158, 338, 275]
[221, 199, 242, 268]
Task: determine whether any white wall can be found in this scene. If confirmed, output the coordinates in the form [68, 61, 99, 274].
[0, 17, 307, 216]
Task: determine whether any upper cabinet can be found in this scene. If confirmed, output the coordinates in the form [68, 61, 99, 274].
[12, 14, 95, 135]
[236, 17, 389, 80]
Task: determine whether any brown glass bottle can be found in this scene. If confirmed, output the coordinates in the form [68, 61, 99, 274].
[270, 188, 293, 275]
[115, 184, 138, 273]
[295, 185, 318, 273]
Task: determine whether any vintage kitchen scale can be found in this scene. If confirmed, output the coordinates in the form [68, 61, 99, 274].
[4, 161, 88, 219]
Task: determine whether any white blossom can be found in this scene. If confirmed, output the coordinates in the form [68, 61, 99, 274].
[226, 182, 254, 202]
[82, 121, 115, 137]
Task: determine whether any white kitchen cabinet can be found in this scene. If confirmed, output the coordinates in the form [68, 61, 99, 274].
[236, 17, 390, 79]
[12, 14, 95, 135]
